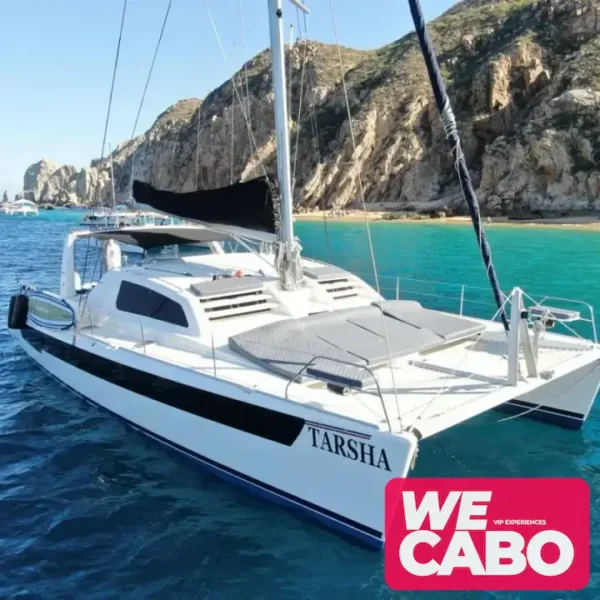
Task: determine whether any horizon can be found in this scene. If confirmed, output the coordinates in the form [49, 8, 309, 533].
[0, 0, 456, 198]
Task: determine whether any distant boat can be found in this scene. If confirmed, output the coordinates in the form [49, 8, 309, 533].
[80, 205, 180, 230]
[0, 199, 39, 216]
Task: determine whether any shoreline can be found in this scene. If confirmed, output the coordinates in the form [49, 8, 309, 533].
[293, 211, 600, 231]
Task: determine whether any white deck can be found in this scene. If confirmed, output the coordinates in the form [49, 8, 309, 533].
[72, 319, 598, 439]
[59, 243, 600, 440]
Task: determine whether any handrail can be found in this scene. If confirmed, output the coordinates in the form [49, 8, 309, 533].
[283, 355, 393, 432]
[347, 268, 598, 343]
[353, 271, 492, 292]
[536, 295, 597, 344]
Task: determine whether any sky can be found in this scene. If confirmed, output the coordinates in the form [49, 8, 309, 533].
[0, 0, 456, 198]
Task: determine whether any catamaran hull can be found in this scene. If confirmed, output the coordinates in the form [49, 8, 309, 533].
[11, 325, 417, 549]
[502, 360, 600, 429]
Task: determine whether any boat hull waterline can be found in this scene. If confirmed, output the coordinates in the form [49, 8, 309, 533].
[13, 322, 600, 547]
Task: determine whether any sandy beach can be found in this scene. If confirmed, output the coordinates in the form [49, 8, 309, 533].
[293, 210, 600, 231]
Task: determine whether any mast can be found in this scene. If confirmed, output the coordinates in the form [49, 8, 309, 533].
[267, 0, 306, 291]
[407, 0, 509, 331]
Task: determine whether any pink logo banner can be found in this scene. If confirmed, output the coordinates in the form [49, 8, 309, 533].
[385, 478, 589, 591]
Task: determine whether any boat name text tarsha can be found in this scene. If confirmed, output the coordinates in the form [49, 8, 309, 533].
[307, 426, 391, 471]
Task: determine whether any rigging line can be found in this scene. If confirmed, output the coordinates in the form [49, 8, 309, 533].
[328, 0, 403, 430]
[229, 74, 247, 185]
[288, 23, 295, 163]
[297, 6, 333, 264]
[195, 100, 203, 189]
[409, 293, 513, 430]
[291, 5, 309, 196]
[429, 362, 600, 430]
[239, 0, 251, 127]
[116, 0, 173, 194]
[89, 0, 128, 209]
[80, 228, 105, 313]
[495, 363, 600, 423]
[130, 0, 172, 141]
[109, 143, 116, 206]
[230, 89, 235, 184]
[203, 0, 272, 192]
[81, 0, 127, 310]
[100, 0, 127, 165]
[521, 288, 590, 347]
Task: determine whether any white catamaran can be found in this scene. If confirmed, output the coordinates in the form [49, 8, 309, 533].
[8, 0, 600, 548]
[1, 199, 39, 216]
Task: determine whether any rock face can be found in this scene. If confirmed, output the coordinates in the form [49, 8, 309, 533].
[23, 159, 60, 202]
[23, 0, 600, 217]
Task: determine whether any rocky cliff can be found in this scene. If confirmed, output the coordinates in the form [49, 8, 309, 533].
[24, 0, 600, 217]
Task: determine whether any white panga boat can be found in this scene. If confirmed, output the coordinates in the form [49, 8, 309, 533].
[1, 199, 39, 216]
[7, 0, 600, 548]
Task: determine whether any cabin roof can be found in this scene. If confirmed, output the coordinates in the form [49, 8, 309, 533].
[88, 225, 235, 249]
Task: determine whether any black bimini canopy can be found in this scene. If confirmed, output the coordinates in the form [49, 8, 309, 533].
[132, 176, 278, 234]
[90, 226, 233, 250]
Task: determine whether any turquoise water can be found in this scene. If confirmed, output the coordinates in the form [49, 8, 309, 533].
[296, 220, 600, 324]
[0, 210, 599, 598]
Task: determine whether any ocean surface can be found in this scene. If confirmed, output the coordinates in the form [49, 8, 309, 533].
[1, 209, 599, 599]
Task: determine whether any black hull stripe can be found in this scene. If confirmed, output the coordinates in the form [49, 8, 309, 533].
[21, 326, 305, 446]
[498, 400, 584, 430]
[506, 399, 584, 420]
[20, 337, 383, 546]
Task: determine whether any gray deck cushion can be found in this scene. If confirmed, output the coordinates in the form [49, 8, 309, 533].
[303, 264, 351, 280]
[314, 305, 439, 364]
[229, 317, 373, 387]
[306, 358, 375, 389]
[345, 312, 442, 360]
[191, 276, 264, 298]
[229, 300, 484, 388]
[379, 300, 485, 341]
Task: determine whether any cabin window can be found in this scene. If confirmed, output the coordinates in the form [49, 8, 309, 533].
[116, 281, 188, 327]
